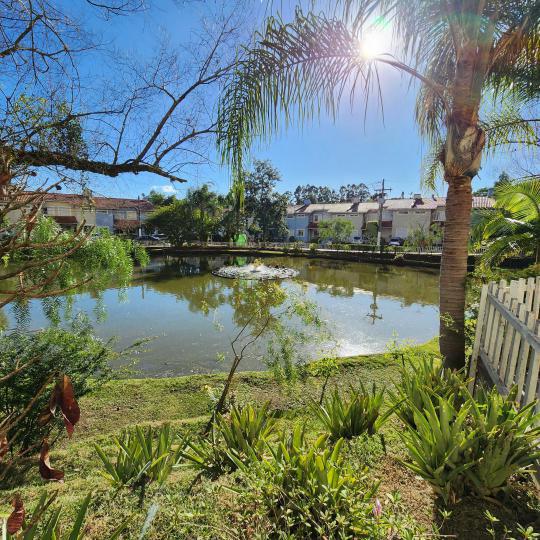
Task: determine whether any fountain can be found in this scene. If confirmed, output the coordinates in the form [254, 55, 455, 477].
[213, 259, 299, 280]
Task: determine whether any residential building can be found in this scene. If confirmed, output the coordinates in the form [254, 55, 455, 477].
[286, 195, 494, 243]
[1, 192, 154, 234]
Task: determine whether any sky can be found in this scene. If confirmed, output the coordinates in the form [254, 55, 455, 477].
[67, 0, 529, 201]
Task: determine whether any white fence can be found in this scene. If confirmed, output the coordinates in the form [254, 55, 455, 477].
[470, 277, 540, 410]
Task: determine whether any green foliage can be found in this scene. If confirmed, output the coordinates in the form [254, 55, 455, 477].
[318, 217, 354, 244]
[181, 403, 276, 476]
[398, 389, 476, 504]
[473, 176, 540, 265]
[146, 185, 224, 245]
[404, 224, 443, 251]
[466, 387, 540, 497]
[293, 183, 371, 204]
[244, 159, 288, 241]
[6, 217, 148, 306]
[393, 350, 540, 503]
[234, 426, 422, 539]
[7, 492, 128, 539]
[313, 384, 388, 441]
[0, 320, 119, 455]
[388, 347, 466, 429]
[95, 424, 183, 493]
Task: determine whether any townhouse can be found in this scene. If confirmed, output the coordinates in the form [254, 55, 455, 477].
[1, 192, 154, 234]
[286, 194, 494, 243]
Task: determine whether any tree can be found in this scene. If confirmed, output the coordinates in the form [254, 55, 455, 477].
[473, 172, 511, 196]
[473, 176, 540, 265]
[145, 190, 177, 207]
[146, 200, 192, 247]
[186, 185, 223, 242]
[0, 1, 244, 190]
[338, 183, 371, 202]
[318, 218, 355, 244]
[217, 1, 540, 368]
[244, 160, 288, 241]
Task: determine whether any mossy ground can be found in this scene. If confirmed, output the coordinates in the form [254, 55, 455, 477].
[2, 340, 539, 539]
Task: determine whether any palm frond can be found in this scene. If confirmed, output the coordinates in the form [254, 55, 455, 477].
[420, 141, 444, 191]
[218, 8, 378, 186]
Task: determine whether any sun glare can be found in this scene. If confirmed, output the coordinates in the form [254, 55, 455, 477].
[358, 31, 388, 60]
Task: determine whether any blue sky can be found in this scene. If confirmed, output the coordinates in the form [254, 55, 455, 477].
[75, 1, 522, 200]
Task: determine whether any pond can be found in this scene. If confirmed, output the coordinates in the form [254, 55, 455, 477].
[5, 255, 440, 377]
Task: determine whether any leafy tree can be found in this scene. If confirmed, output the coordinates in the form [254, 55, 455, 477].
[146, 200, 192, 247]
[186, 185, 223, 242]
[338, 183, 371, 202]
[473, 172, 511, 197]
[404, 224, 443, 251]
[473, 176, 540, 265]
[145, 190, 177, 207]
[217, 1, 540, 368]
[318, 218, 355, 244]
[244, 160, 288, 240]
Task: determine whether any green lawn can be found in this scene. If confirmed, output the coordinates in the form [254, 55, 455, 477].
[2, 340, 539, 539]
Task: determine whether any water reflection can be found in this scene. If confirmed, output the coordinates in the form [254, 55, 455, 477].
[3, 255, 439, 376]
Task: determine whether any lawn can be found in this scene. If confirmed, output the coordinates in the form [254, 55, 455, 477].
[2, 340, 539, 539]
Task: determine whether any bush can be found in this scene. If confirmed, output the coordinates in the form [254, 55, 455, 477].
[0, 320, 119, 454]
[395, 359, 540, 503]
[95, 423, 182, 501]
[313, 384, 389, 441]
[309, 243, 318, 253]
[181, 402, 276, 476]
[235, 427, 422, 539]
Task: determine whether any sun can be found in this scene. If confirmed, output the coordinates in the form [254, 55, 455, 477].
[357, 30, 389, 60]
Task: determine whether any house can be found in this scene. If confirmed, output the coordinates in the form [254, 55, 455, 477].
[286, 195, 494, 243]
[1, 191, 154, 234]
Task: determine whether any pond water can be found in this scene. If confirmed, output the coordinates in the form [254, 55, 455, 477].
[5, 255, 440, 377]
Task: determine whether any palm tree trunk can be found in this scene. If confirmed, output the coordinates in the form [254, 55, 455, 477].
[439, 175, 472, 369]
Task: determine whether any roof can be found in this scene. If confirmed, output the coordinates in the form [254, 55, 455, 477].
[41, 193, 154, 212]
[114, 219, 140, 231]
[286, 196, 495, 214]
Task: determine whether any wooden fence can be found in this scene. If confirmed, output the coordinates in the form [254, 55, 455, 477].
[469, 277, 540, 411]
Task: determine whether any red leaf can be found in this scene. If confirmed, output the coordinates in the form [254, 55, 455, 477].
[39, 440, 64, 482]
[38, 380, 60, 427]
[58, 376, 80, 438]
[7, 495, 24, 534]
[0, 433, 8, 461]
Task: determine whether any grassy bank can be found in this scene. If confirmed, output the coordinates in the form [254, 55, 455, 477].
[2, 341, 539, 539]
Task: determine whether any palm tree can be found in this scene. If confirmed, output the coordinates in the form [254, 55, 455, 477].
[473, 176, 540, 265]
[217, 1, 539, 368]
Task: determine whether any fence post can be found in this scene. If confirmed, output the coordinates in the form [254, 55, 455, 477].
[469, 283, 489, 392]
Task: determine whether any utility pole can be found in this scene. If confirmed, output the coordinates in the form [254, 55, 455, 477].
[374, 179, 391, 250]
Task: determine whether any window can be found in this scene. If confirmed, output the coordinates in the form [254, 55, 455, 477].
[296, 229, 304, 237]
[398, 210, 408, 215]
[45, 206, 71, 216]
[313, 214, 319, 222]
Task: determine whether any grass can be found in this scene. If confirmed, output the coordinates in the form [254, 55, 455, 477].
[2, 339, 539, 539]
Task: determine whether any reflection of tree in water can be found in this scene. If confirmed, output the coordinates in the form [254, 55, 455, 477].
[137, 256, 288, 323]
[288, 259, 439, 306]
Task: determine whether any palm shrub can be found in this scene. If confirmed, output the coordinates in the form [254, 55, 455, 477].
[95, 423, 182, 503]
[313, 384, 389, 441]
[181, 402, 276, 476]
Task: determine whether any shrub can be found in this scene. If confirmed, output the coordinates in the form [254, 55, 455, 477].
[181, 402, 276, 476]
[95, 423, 182, 502]
[313, 384, 389, 441]
[235, 427, 422, 539]
[397, 379, 540, 503]
[0, 320, 118, 454]
[309, 243, 318, 253]
[465, 386, 540, 497]
[388, 350, 466, 429]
